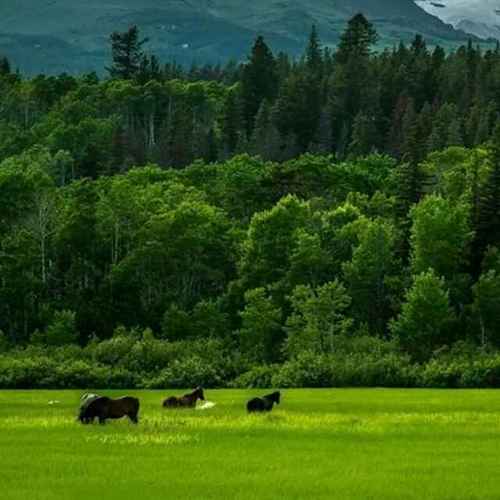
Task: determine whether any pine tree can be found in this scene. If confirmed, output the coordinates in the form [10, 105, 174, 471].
[348, 112, 378, 157]
[221, 89, 244, 158]
[330, 14, 378, 154]
[250, 99, 272, 156]
[474, 104, 494, 146]
[387, 95, 409, 158]
[309, 108, 333, 154]
[107, 26, 148, 80]
[336, 14, 378, 64]
[401, 99, 420, 164]
[204, 128, 218, 164]
[0, 56, 10, 75]
[447, 118, 464, 147]
[241, 36, 278, 135]
[306, 25, 323, 77]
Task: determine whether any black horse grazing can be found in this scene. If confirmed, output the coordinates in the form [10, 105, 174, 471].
[78, 396, 140, 424]
[162, 387, 205, 409]
[78, 393, 101, 424]
[247, 391, 281, 413]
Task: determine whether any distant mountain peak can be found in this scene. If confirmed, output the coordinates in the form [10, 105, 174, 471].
[416, 0, 500, 39]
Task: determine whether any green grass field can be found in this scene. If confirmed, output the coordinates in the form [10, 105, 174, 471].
[1, 389, 500, 499]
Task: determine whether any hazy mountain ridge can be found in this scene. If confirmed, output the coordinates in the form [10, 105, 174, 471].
[0, 0, 476, 74]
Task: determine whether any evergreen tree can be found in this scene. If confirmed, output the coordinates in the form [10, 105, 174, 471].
[335, 14, 378, 64]
[107, 26, 148, 80]
[306, 25, 323, 77]
[330, 14, 378, 153]
[309, 108, 333, 154]
[221, 89, 244, 157]
[348, 112, 378, 157]
[250, 99, 281, 160]
[447, 118, 464, 147]
[0, 56, 10, 75]
[241, 36, 278, 135]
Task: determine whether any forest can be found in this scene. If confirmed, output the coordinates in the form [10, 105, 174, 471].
[0, 15, 499, 389]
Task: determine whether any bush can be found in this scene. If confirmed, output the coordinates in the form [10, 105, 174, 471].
[146, 356, 224, 389]
[271, 351, 418, 388]
[272, 352, 333, 388]
[2, 333, 500, 389]
[420, 354, 500, 388]
[0, 353, 138, 389]
[230, 365, 280, 388]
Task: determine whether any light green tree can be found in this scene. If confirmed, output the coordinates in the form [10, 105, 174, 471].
[343, 219, 399, 333]
[410, 195, 472, 281]
[472, 270, 500, 347]
[390, 271, 454, 360]
[285, 280, 352, 358]
[239, 288, 283, 363]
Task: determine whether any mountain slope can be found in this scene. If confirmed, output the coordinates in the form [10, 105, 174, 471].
[416, 0, 500, 40]
[0, 0, 474, 75]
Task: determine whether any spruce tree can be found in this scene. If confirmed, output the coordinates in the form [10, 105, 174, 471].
[336, 14, 378, 64]
[306, 25, 323, 77]
[221, 89, 244, 157]
[250, 99, 272, 156]
[107, 26, 148, 80]
[447, 118, 464, 147]
[348, 112, 378, 157]
[309, 109, 333, 154]
[241, 36, 278, 135]
[0, 56, 10, 75]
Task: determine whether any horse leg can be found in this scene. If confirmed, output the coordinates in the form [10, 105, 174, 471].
[98, 416, 106, 425]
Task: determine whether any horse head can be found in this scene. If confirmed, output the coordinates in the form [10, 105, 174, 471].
[195, 387, 205, 401]
[270, 391, 281, 404]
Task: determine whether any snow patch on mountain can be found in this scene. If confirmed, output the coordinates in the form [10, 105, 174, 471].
[415, 0, 500, 39]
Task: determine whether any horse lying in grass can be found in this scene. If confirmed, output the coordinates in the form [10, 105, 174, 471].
[78, 396, 140, 424]
[247, 391, 281, 413]
[162, 387, 205, 409]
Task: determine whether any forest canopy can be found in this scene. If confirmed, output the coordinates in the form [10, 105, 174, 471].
[0, 17, 499, 388]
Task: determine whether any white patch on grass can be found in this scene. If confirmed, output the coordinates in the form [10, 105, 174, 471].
[196, 401, 216, 410]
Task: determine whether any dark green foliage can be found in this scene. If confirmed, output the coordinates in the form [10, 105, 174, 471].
[390, 271, 455, 361]
[0, 21, 499, 388]
[336, 14, 378, 64]
[475, 131, 500, 265]
[241, 37, 278, 134]
[43, 310, 78, 346]
[0, 56, 10, 75]
[107, 26, 148, 80]
[306, 25, 323, 77]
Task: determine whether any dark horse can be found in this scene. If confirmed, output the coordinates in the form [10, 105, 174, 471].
[78, 396, 140, 424]
[247, 391, 281, 413]
[78, 393, 101, 424]
[162, 387, 205, 408]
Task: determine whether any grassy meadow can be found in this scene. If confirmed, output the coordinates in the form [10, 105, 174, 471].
[1, 389, 500, 499]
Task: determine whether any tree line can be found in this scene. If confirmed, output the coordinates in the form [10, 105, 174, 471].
[2, 16, 500, 171]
